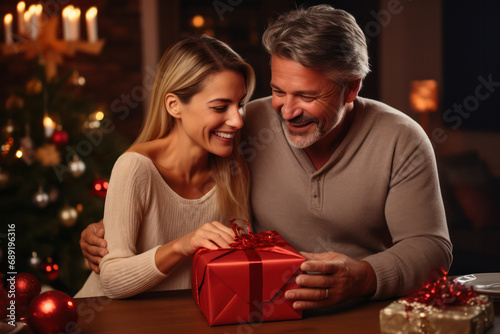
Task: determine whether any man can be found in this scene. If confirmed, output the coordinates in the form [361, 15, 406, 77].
[80, 5, 452, 309]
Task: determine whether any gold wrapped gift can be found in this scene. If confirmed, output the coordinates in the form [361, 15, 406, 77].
[379, 295, 494, 334]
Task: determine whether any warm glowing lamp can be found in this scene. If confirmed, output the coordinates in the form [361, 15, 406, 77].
[192, 15, 204, 28]
[410, 79, 438, 133]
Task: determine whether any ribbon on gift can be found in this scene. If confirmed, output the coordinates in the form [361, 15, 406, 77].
[229, 218, 286, 322]
[193, 218, 288, 322]
[403, 268, 481, 309]
[229, 218, 287, 249]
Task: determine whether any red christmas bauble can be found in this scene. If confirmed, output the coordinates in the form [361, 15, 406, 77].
[42, 260, 59, 281]
[51, 130, 69, 147]
[90, 178, 109, 199]
[15, 273, 41, 304]
[27, 291, 78, 334]
[14, 273, 41, 320]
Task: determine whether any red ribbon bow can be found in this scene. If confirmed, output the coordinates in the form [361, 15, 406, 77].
[229, 218, 282, 249]
[404, 268, 480, 308]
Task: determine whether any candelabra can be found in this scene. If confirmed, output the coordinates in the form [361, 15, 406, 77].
[2, 2, 104, 81]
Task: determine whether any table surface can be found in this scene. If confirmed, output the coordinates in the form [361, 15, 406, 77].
[67, 290, 499, 334]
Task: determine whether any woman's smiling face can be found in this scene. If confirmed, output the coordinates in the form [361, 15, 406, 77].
[175, 70, 247, 157]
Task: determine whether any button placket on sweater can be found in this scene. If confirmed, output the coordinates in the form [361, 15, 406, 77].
[310, 175, 321, 210]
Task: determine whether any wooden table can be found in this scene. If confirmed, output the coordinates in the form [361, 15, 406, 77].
[69, 290, 499, 334]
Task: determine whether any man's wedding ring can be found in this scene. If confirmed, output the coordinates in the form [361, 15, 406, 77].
[324, 288, 329, 299]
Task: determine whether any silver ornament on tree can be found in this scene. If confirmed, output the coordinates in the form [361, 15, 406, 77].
[59, 204, 78, 227]
[30, 251, 42, 270]
[1, 119, 15, 138]
[68, 155, 86, 178]
[33, 186, 50, 208]
[20, 124, 35, 165]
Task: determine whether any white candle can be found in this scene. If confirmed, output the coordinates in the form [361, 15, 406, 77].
[86, 7, 98, 43]
[74, 8, 81, 40]
[17, 1, 25, 35]
[4, 14, 13, 44]
[35, 4, 43, 28]
[62, 6, 71, 41]
[43, 116, 56, 138]
[67, 6, 80, 41]
[23, 10, 31, 38]
[28, 5, 38, 39]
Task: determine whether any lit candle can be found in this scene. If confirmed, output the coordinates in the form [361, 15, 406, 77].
[62, 6, 71, 41]
[4, 14, 13, 45]
[67, 6, 80, 41]
[85, 7, 98, 43]
[28, 5, 38, 39]
[35, 4, 43, 28]
[17, 1, 25, 35]
[74, 8, 81, 40]
[23, 10, 31, 38]
[43, 116, 56, 138]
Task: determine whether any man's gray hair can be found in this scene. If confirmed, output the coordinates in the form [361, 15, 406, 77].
[262, 5, 370, 87]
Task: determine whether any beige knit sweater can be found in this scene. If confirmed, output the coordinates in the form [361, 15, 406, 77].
[74, 152, 220, 299]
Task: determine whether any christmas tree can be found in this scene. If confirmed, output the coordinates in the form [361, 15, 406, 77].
[0, 61, 129, 295]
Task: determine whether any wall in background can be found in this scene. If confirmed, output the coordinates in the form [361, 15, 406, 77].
[379, 0, 500, 176]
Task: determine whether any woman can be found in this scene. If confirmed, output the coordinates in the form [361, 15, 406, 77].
[75, 35, 255, 299]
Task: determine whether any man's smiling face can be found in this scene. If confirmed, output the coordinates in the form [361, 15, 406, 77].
[270, 56, 347, 149]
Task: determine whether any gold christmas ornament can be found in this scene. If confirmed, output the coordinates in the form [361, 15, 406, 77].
[5, 94, 24, 110]
[59, 205, 78, 227]
[26, 78, 43, 94]
[35, 144, 61, 166]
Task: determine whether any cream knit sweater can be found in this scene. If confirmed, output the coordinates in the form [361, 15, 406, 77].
[74, 152, 220, 299]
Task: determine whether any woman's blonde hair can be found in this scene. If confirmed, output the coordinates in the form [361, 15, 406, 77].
[135, 35, 255, 221]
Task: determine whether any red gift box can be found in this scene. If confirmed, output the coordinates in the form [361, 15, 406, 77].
[192, 219, 305, 326]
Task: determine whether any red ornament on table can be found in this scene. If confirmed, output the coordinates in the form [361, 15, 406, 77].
[51, 130, 69, 147]
[27, 291, 78, 334]
[42, 258, 59, 281]
[14, 273, 41, 320]
[90, 178, 109, 199]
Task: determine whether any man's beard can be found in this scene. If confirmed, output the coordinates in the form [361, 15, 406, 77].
[280, 108, 342, 149]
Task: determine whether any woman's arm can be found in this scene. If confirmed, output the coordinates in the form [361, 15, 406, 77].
[98, 154, 234, 299]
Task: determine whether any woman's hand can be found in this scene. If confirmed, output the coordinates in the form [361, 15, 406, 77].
[154, 221, 235, 274]
[173, 221, 236, 256]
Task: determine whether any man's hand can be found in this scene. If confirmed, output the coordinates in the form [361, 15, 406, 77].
[80, 220, 108, 274]
[285, 251, 377, 310]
